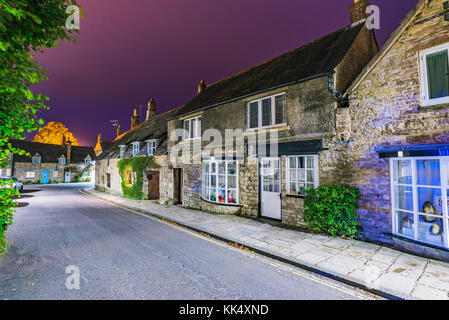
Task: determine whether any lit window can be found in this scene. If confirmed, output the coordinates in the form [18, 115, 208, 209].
[184, 116, 201, 140]
[247, 93, 286, 130]
[288, 155, 318, 196]
[420, 43, 449, 106]
[25, 171, 36, 179]
[32, 155, 41, 164]
[52, 171, 59, 178]
[132, 142, 140, 157]
[147, 140, 157, 156]
[58, 157, 66, 165]
[391, 157, 449, 249]
[202, 160, 238, 204]
[119, 146, 126, 158]
[85, 156, 91, 165]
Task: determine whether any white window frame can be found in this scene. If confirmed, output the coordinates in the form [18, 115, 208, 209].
[147, 140, 157, 156]
[287, 155, 319, 196]
[119, 145, 126, 158]
[419, 42, 449, 107]
[247, 92, 287, 131]
[183, 116, 201, 140]
[390, 156, 449, 249]
[32, 155, 41, 164]
[202, 159, 239, 205]
[25, 171, 36, 179]
[132, 142, 140, 157]
[58, 157, 66, 166]
[85, 156, 91, 165]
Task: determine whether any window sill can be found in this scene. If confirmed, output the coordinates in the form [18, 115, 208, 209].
[245, 124, 288, 133]
[201, 198, 242, 207]
[421, 97, 449, 108]
[285, 194, 305, 199]
[392, 233, 449, 252]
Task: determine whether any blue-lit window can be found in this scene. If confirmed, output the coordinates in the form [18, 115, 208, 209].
[147, 140, 156, 156]
[391, 157, 449, 249]
[32, 154, 41, 164]
[58, 157, 66, 166]
[132, 143, 140, 157]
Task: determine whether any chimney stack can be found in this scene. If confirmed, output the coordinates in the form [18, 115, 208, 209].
[146, 98, 157, 120]
[197, 79, 207, 95]
[66, 139, 72, 166]
[117, 125, 122, 137]
[349, 0, 370, 24]
[131, 108, 140, 129]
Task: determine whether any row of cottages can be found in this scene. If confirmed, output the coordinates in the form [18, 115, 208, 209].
[95, 100, 179, 200]
[96, 0, 449, 259]
[3, 139, 95, 183]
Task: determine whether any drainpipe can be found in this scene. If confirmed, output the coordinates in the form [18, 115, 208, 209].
[328, 70, 344, 101]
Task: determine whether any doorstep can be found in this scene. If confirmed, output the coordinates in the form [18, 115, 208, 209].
[80, 188, 449, 300]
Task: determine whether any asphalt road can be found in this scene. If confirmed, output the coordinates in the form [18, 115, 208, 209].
[0, 184, 376, 300]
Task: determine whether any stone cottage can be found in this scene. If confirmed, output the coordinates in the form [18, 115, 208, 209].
[329, 0, 449, 259]
[95, 99, 179, 200]
[3, 139, 96, 183]
[166, 1, 378, 224]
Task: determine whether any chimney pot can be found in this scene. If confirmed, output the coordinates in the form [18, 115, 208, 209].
[349, 0, 370, 24]
[197, 79, 207, 94]
[131, 108, 140, 129]
[117, 125, 122, 137]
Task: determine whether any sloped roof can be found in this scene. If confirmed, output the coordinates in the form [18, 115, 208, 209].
[170, 22, 365, 119]
[9, 140, 96, 164]
[97, 107, 181, 160]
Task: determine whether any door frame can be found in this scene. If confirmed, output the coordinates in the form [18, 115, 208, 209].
[259, 157, 282, 221]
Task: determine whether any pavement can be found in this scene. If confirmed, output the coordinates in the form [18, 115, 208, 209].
[82, 187, 449, 300]
[0, 184, 377, 300]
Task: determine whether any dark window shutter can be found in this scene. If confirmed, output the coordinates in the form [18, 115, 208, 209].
[426, 50, 449, 99]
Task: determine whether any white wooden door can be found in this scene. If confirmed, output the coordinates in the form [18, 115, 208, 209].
[261, 158, 281, 220]
[65, 172, 71, 183]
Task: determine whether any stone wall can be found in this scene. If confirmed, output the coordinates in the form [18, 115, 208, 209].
[328, 0, 449, 249]
[13, 162, 64, 183]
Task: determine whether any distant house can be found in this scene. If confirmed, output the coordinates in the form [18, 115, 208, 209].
[3, 140, 96, 184]
[328, 0, 449, 259]
[95, 99, 179, 200]
[166, 0, 378, 220]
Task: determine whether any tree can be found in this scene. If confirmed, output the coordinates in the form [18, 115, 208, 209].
[33, 121, 80, 146]
[0, 0, 79, 254]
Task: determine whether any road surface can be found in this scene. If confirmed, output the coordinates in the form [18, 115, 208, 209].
[0, 184, 377, 300]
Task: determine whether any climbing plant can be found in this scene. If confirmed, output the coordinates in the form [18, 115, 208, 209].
[118, 156, 159, 200]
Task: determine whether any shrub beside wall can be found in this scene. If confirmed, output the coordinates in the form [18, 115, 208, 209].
[304, 185, 360, 238]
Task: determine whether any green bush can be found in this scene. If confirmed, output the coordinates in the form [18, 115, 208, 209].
[0, 181, 19, 255]
[303, 185, 360, 238]
[118, 156, 159, 200]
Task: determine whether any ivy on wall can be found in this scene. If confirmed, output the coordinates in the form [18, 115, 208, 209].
[118, 156, 160, 200]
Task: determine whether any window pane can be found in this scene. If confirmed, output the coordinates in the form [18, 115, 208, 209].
[397, 211, 415, 238]
[211, 162, 216, 174]
[307, 170, 314, 183]
[190, 118, 196, 139]
[261, 98, 272, 127]
[417, 187, 443, 215]
[227, 189, 237, 204]
[228, 176, 237, 188]
[218, 189, 226, 203]
[218, 162, 225, 175]
[211, 175, 217, 187]
[298, 170, 306, 182]
[298, 157, 305, 169]
[184, 120, 190, 139]
[228, 162, 237, 175]
[210, 188, 217, 202]
[418, 216, 444, 246]
[196, 118, 201, 138]
[275, 95, 286, 124]
[306, 156, 314, 169]
[289, 183, 297, 194]
[426, 50, 449, 99]
[205, 163, 210, 174]
[394, 185, 413, 211]
[393, 160, 412, 184]
[218, 175, 226, 188]
[416, 160, 441, 186]
[289, 169, 297, 181]
[249, 102, 259, 128]
[289, 157, 297, 169]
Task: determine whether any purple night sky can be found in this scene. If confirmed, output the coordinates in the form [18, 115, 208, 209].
[32, 0, 417, 146]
